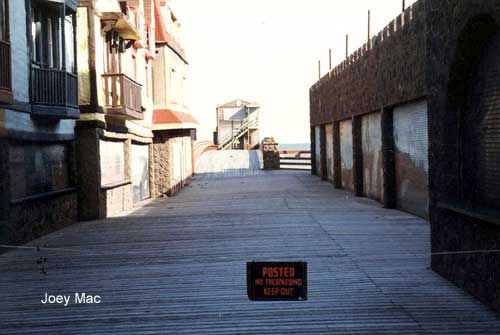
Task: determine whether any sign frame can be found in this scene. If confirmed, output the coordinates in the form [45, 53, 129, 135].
[247, 261, 308, 301]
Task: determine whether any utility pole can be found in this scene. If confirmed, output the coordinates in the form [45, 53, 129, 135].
[318, 60, 321, 79]
[329, 49, 332, 70]
[368, 10, 371, 43]
[345, 34, 349, 60]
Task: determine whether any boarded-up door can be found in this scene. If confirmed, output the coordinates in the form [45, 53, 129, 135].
[325, 124, 334, 182]
[394, 100, 428, 218]
[340, 119, 353, 191]
[361, 113, 383, 200]
[315, 126, 321, 175]
[131, 143, 150, 203]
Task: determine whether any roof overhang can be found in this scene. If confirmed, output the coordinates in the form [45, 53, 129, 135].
[101, 12, 141, 41]
[152, 109, 199, 131]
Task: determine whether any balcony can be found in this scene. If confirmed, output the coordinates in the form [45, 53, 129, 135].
[102, 73, 143, 120]
[30, 67, 79, 118]
[0, 40, 12, 104]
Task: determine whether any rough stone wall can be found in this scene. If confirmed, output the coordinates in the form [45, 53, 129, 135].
[310, 0, 426, 125]
[152, 132, 172, 197]
[152, 130, 193, 197]
[8, 193, 77, 244]
[425, 0, 500, 312]
[261, 137, 280, 170]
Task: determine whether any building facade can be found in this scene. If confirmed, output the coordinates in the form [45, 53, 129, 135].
[310, 0, 500, 311]
[76, 0, 156, 220]
[151, 0, 197, 197]
[215, 99, 260, 150]
[0, 0, 79, 244]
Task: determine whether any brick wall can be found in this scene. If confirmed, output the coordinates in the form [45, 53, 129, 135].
[310, 1, 426, 125]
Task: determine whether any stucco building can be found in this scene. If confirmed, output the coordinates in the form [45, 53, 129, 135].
[151, 0, 197, 197]
[76, 0, 156, 220]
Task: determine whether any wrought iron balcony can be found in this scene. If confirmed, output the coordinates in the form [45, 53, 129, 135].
[30, 67, 79, 118]
[102, 73, 143, 120]
[0, 39, 12, 104]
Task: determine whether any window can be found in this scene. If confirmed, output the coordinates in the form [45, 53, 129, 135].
[0, 0, 12, 100]
[31, 3, 75, 73]
[0, 0, 7, 42]
[9, 143, 71, 199]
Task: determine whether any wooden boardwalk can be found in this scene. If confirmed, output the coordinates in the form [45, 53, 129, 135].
[1, 152, 500, 334]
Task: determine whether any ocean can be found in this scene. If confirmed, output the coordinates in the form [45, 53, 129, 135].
[278, 143, 310, 151]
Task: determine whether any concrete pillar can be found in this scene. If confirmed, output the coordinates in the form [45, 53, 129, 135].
[333, 121, 342, 189]
[352, 116, 364, 196]
[381, 107, 396, 208]
[75, 125, 101, 221]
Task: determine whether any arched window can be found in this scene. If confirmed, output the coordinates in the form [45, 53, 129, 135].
[448, 15, 500, 209]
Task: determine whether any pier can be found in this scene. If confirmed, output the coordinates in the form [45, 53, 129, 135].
[1, 151, 499, 334]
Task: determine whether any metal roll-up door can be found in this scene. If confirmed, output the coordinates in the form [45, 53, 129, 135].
[393, 100, 429, 218]
[325, 124, 334, 182]
[315, 126, 321, 175]
[361, 112, 383, 200]
[131, 143, 150, 203]
[339, 119, 353, 191]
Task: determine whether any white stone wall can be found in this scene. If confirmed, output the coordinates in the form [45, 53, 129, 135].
[9, 0, 29, 103]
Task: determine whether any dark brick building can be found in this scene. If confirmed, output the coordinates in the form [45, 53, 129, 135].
[310, 0, 500, 311]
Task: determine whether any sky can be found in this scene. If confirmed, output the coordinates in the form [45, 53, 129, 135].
[173, 0, 418, 144]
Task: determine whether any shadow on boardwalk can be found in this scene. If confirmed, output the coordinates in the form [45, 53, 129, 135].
[1, 164, 500, 333]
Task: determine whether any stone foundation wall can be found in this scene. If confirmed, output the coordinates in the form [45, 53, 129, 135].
[152, 130, 193, 197]
[7, 193, 77, 244]
[261, 137, 280, 170]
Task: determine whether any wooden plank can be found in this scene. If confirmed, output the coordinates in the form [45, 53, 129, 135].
[0, 156, 499, 334]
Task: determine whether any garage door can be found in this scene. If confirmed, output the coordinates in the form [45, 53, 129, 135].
[361, 112, 383, 200]
[131, 143, 150, 203]
[325, 124, 334, 182]
[394, 100, 429, 218]
[340, 119, 353, 191]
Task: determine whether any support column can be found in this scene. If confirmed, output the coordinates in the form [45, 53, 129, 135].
[333, 121, 342, 189]
[381, 107, 396, 208]
[310, 125, 316, 176]
[352, 116, 364, 196]
[75, 125, 101, 220]
[320, 125, 327, 181]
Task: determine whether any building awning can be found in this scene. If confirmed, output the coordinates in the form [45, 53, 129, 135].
[100, 12, 141, 41]
[153, 109, 199, 131]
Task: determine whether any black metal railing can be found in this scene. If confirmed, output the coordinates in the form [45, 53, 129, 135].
[31, 67, 78, 107]
[0, 40, 11, 92]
